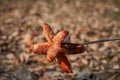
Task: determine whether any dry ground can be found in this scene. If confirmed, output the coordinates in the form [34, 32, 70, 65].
[0, 0, 120, 80]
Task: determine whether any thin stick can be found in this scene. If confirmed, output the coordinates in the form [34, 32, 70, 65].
[82, 37, 120, 45]
[62, 37, 120, 46]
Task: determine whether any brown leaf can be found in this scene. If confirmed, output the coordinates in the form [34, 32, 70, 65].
[19, 53, 29, 63]
[5, 53, 18, 64]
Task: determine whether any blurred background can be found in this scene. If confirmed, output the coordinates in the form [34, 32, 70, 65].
[0, 0, 120, 80]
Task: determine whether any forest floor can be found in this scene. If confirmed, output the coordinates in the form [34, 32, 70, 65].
[0, 0, 120, 80]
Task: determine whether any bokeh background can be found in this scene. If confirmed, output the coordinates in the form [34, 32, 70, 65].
[0, 0, 120, 80]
